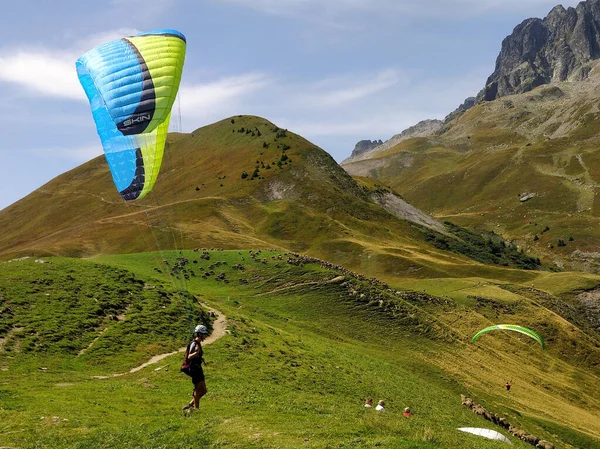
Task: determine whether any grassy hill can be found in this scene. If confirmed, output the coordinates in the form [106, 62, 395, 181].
[0, 116, 544, 283]
[341, 63, 600, 273]
[1, 253, 600, 448]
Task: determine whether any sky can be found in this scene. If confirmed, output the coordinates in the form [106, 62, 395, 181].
[0, 0, 582, 210]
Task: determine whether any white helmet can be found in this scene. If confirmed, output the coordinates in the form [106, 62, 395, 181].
[194, 324, 209, 335]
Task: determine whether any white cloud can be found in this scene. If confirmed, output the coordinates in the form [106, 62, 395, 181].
[179, 73, 271, 127]
[216, 0, 581, 21]
[0, 28, 142, 101]
[0, 51, 82, 100]
[0, 27, 151, 102]
[180, 73, 271, 109]
[297, 69, 405, 108]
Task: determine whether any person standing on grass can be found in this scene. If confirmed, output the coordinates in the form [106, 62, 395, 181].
[183, 325, 209, 411]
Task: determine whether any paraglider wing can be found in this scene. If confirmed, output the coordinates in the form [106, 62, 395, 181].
[472, 324, 545, 349]
[76, 29, 186, 200]
[458, 427, 512, 444]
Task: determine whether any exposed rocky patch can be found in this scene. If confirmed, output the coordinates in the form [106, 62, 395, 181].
[574, 289, 600, 332]
[369, 191, 448, 235]
[261, 178, 297, 201]
[519, 192, 537, 202]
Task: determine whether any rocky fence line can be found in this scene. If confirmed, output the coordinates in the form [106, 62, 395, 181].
[461, 395, 555, 449]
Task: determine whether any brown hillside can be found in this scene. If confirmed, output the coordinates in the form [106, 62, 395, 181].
[0, 115, 512, 283]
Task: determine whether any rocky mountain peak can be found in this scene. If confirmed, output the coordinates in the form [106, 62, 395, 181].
[349, 139, 384, 158]
[343, 120, 443, 164]
[444, 96, 476, 122]
[478, 0, 600, 102]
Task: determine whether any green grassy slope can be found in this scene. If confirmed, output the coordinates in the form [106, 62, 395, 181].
[341, 69, 600, 273]
[1, 253, 599, 448]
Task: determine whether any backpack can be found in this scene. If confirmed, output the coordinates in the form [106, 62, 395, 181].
[180, 341, 197, 377]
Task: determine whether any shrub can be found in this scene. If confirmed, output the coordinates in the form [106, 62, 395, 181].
[423, 222, 545, 270]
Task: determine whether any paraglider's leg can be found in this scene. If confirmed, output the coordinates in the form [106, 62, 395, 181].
[193, 380, 207, 409]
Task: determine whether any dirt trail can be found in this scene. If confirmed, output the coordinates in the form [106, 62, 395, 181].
[92, 304, 227, 380]
[0, 327, 24, 353]
[78, 327, 109, 356]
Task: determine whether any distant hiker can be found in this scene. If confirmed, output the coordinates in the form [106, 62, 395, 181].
[364, 398, 373, 408]
[375, 400, 385, 411]
[505, 381, 512, 391]
[182, 325, 209, 411]
[403, 407, 411, 417]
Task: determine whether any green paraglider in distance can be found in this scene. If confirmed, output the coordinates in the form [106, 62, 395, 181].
[472, 324, 545, 349]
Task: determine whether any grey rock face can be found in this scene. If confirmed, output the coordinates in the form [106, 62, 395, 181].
[445, 96, 477, 122]
[369, 191, 448, 235]
[342, 120, 443, 164]
[478, 0, 600, 101]
[350, 139, 383, 158]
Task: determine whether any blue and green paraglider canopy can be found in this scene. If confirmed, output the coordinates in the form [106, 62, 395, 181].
[76, 29, 186, 200]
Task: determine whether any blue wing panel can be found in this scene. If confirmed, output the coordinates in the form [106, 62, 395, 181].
[77, 39, 145, 124]
[77, 61, 139, 193]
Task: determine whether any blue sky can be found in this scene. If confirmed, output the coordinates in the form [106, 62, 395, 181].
[0, 0, 581, 210]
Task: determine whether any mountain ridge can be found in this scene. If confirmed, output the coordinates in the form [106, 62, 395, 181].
[346, 0, 600, 163]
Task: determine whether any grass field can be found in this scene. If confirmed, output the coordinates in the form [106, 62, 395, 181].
[2, 251, 599, 448]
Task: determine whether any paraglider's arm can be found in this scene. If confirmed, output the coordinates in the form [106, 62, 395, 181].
[188, 345, 202, 359]
[188, 343, 205, 364]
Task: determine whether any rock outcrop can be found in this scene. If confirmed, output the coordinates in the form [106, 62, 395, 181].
[460, 395, 554, 448]
[349, 139, 383, 158]
[478, 0, 600, 101]
[342, 119, 442, 164]
[444, 96, 477, 122]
